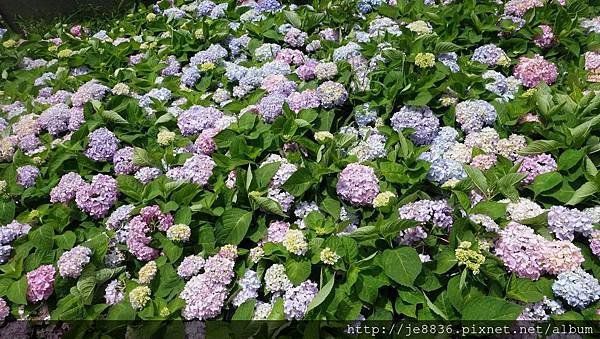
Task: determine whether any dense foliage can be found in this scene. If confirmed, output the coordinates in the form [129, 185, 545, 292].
[0, 0, 600, 336]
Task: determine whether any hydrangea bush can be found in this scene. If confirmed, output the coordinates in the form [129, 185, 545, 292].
[0, 0, 600, 335]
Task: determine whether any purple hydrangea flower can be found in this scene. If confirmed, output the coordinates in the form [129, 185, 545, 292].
[316, 81, 348, 108]
[398, 199, 453, 229]
[71, 81, 109, 107]
[50, 172, 85, 203]
[85, 128, 120, 161]
[336, 163, 379, 206]
[180, 247, 237, 320]
[517, 154, 557, 184]
[283, 280, 318, 320]
[455, 100, 497, 133]
[75, 174, 119, 218]
[104, 279, 125, 305]
[166, 154, 216, 186]
[57, 245, 92, 278]
[26, 265, 56, 303]
[233, 270, 261, 307]
[16, 165, 40, 188]
[177, 255, 206, 279]
[113, 147, 139, 175]
[547, 206, 593, 241]
[390, 106, 440, 145]
[177, 106, 224, 136]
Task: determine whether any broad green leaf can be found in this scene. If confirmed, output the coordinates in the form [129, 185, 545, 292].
[285, 257, 312, 285]
[462, 296, 523, 320]
[216, 208, 253, 245]
[566, 181, 598, 205]
[306, 276, 335, 314]
[378, 248, 422, 287]
[232, 298, 256, 320]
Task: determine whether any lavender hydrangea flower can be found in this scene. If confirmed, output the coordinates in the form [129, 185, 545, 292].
[177, 106, 224, 136]
[494, 222, 546, 280]
[177, 255, 205, 279]
[113, 147, 138, 175]
[71, 81, 109, 107]
[287, 90, 320, 113]
[233, 270, 261, 307]
[399, 199, 453, 229]
[38, 104, 71, 135]
[180, 247, 237, 320]
[104, 279, 125, 305]
[0, 220, 31, 245]
[283, 280, 318, 320]
[517, 154, 557, 184]
[471, 44, 509, 66]
[85, 128, 120, 161]
[0, 297, 8, 321]
[166, 154, 215, 186]
[316, 81, 348, 108]
[390, 106, 440, 145]
[16, 165, 40, 188]
[106, 204, 135, 230]
[75, 174, 119, 219]
[258, 94, 286, 123]
[336, 163, 379, 206]
[482, 70, 521, 102]
[455, 100, 497, 133]
[26, 265, 56, 303]
[547, 206, 593, 241]
[134, 167, 162, 184]
[57, 246, 92, 278]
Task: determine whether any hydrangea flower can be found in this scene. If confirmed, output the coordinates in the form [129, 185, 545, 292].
[390, 106, 439, 145]
[336, 163, 379, 206]
[552, 269, 600, 308]
[57, 246, 92, 278]
[27, 265, 56, 303]
[513, 55, 558, 88]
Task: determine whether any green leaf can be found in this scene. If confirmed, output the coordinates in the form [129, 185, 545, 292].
[519, 140, 562, 155]
[463, 165, 489, 197]
[6, 277, 27, 304]
[132, 147, 157, 167]
[232, 298, 256, 320]
[77, 269, 97, 305]
[566, 181, 599, 205]
[249, 192, 287, 217]
[101, 110, 128, 124]
[107, 302, 136, 320]
[284, 10, 302, 28]
[306, 276, 335, 314]
[281, 168, 314, 197]
[378, 248, 422, 287]
[558, 149, 584, 171]
[216, 208, 253, 245]
[423, 291, 447, 320]
[29, 224, 54, 251]
[507, 276, 552, 303]
[0, 201, 16, 224]
[254, 162, 280, 189]
[285, 257, 312, 285]
[117, 175, 144, 201]
[54, 231, 76, 250]
[267, 298, 285, 320]
[462, 296, 523, 320]
[531, 172, 563, 195]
